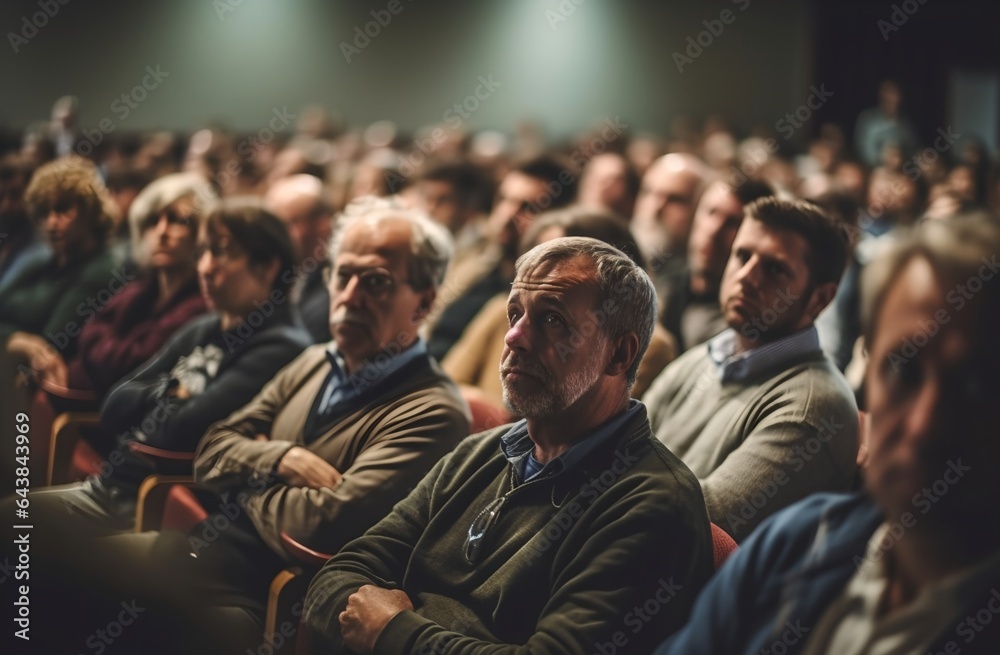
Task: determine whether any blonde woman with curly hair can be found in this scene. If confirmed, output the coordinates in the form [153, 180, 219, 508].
[0, 156, 121, 383]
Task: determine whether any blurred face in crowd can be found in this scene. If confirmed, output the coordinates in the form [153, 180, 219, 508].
[501, 255, 610, 418]
[0, 170, 29, 228]
[864, 257, 999, 528]
[578, 153, 632, 217]
[634, 158, 701, 253]
[43, 202, 94, 262]
[867, 170, 917, 220]
[328, 217, 435, 373]
[418, 179, 464, 233]
[266, 178, 332, 265]
[197, 222, 278, 322]
[719, 217, 822, 350]
[488, 172, 551, 257]
[687, 182, 746, 292]
[142, 196, 199, 273]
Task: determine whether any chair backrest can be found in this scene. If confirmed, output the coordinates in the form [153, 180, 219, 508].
[46, 410, 102, 485]
[459, 386, 512, 434]
[710, 522, 738, 570]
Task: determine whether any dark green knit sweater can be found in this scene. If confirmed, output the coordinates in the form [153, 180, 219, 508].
[304, 403, 714, 654]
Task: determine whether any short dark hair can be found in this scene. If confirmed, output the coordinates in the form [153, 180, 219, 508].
[420, 160, 494, 214]
[204, 198, 297, 296]
[511, 154, 577, 210]
[731, 179, 774, 207]
[744, 196, 849, 287]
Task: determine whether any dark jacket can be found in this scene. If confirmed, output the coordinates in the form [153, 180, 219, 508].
[0, 247, 120, 358]
[656, 492, 1000, 655]
[98, 304, 310, 492]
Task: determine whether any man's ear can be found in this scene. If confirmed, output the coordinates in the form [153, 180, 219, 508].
[412, 288, 437, 322]
[605, 332, 640, 378]
[806, 281, 838, 321]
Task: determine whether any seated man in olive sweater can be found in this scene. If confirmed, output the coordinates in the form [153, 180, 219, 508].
[304, 236, 714, 654]
[645, 197, 859, 542]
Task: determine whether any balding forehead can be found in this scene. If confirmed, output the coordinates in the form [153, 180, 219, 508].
[515, 253, 597, 288]
[344, 214, 414, 243]
[652, 153, 707, 177]
[265, 175, 323, 204]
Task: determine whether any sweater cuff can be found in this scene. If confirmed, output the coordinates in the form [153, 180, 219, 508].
[373, 609, 434, 655]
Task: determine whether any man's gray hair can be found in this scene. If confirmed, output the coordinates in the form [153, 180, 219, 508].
[514, 236, 658, 388]
[329, 195, 454, 290]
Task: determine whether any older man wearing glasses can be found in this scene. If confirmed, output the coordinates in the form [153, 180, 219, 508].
[161, 196, 472, 650]
[304, 236, 714, 655]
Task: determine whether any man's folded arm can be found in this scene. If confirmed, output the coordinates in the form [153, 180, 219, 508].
[308, 474, 712, 655]
[193, 353, 308, 490]
[246, 398, 469, 555]
[303, 448, 449, 651]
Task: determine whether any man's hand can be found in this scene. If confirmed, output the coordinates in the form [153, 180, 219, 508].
[277, 446, 343, 489]
[340, 585, 414, 654]
[7, 332, 68, 387]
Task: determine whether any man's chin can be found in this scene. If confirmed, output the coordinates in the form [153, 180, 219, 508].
[333, 328, 372, 352]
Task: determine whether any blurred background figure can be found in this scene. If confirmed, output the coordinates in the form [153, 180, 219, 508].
[854, 80, 919, 169]
[577, 152, 640, 220]
[264, 174, 335, 342]
[0, 155, 43, 289]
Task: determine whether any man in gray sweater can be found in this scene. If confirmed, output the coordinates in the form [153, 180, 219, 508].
[645, 197, 859, 542]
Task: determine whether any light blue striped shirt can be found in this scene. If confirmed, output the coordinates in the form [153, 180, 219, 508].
[707, 326, 821, 383]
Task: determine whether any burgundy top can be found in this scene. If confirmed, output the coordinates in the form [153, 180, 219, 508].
[66, 274, 207, 397]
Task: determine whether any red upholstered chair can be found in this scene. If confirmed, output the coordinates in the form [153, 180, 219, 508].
[129, 443, 200, 532]
[459, 386, 513, 434]
[710, 522, 738, 570]
[135, 475, 206, 533]
[46, 411, 102, 485]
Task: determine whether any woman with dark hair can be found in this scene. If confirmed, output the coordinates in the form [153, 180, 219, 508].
[443, 208, 678, 409]
[31, 198, 311, 529]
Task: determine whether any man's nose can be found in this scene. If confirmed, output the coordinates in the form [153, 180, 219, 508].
[197, 249, 214, 275]
[736, 256, 763, 288]
[504, 314, 531, 352]
[337, 274, 365, 307]
[902, 379, 945, 449]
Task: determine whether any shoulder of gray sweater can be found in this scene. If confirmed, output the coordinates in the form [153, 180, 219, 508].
[754, 351, 856, 403]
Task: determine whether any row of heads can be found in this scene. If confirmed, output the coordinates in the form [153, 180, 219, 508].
[22, 155, 1000, 352]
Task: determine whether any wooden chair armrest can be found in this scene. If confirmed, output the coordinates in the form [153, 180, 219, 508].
[135, 474, 197, 532]
[47, 412, 100, 486]
[128, 442, 196, 478]
[280, 531, 334, 566]
[266, 567, 307, 655]
[128, 442, 197, 461]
